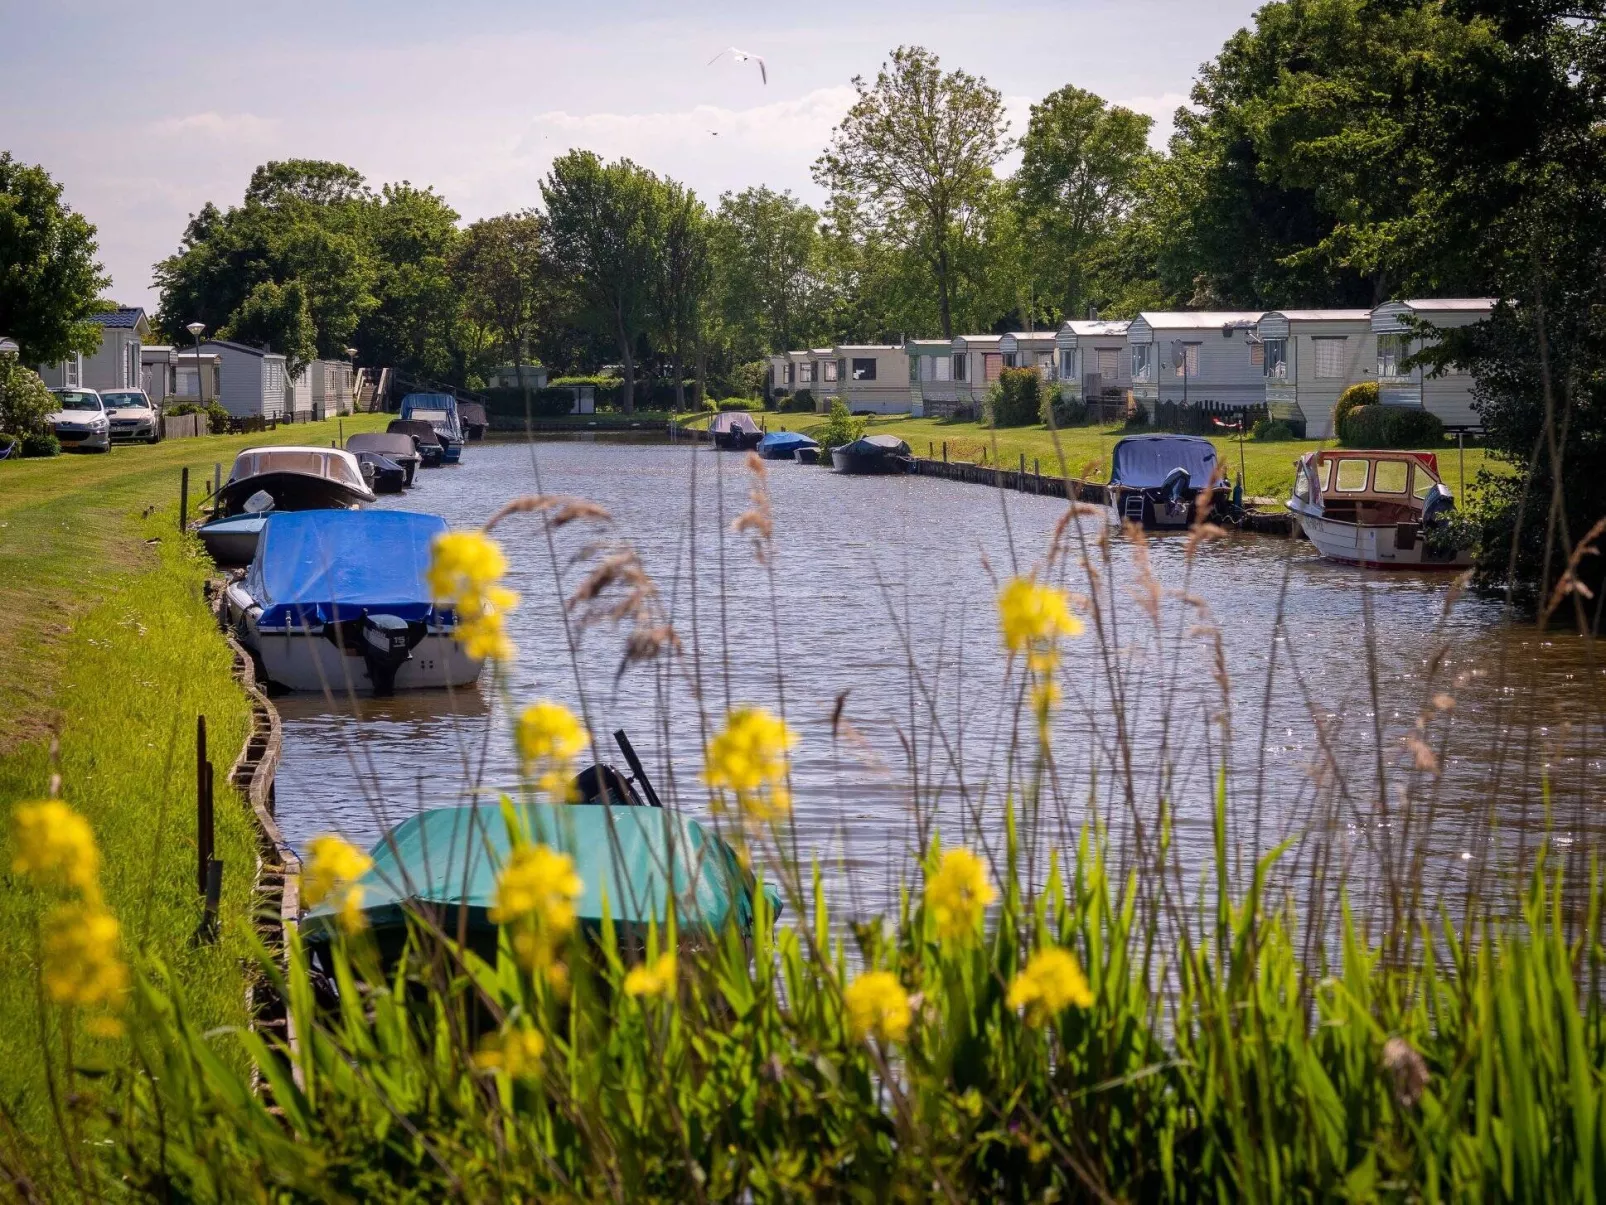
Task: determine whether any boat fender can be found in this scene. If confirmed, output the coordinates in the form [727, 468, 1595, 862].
[359, 613, 413, 696]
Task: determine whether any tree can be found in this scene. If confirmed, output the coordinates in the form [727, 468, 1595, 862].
[221, 279, 317, 373]
[813, 46, 1009, 338]
[0, 152, 109, 364]
[541, 151, 663, 414]
[0, 357, 56, 437]
[455, 212, 547, 408]
[654, 182, 713, 410]
[1014, 86, 1153, 323]
[710, 187, 822, 358]
[359, 183, 464, 381]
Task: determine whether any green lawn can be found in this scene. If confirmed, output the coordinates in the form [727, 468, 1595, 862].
[682, 409, 1494, 501]
[0, 414, 388, 1167]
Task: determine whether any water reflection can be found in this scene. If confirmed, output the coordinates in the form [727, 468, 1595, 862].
[271, 441, 1606, 917]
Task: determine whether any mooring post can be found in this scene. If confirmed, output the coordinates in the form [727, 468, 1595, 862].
[338, 418, 344, 445]
[194, 858, 222, 946]
[213, 462, 221, 498]
[178, 467, 189, 533]
[943, 441, 948, 463]
[196, 716, 208, 894]
[929, 441, 934, 458]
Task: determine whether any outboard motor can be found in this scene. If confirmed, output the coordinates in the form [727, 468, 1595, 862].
[359, 613, 413, 695]
[1161, 465, 1192, 504]
[1421, 482, 1455, 524]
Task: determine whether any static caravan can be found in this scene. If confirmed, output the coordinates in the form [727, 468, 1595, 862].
[38, 306, 149, 392]
[999, 330, 1057, 377]
[284, 365, 315, 421]
[172, 351, 221, 403]
[1127, 311, 1266, 412]
[906, 338, 958, 417]
[824, 345, 911, 414]
[1054, 320, 1132, 403]
[200, 339, 288, 420]
[141, 345, 178, 405]
[1370, 299, 1494, 429]
[1256, 310, 1375, 439]
[952, 334, 1006, 407]
[767, 353, 793, 398]
[311, 359, 354, 418]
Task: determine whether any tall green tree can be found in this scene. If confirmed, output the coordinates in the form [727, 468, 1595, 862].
[0, 152, 109, 364]
[654, 182, 712, 410]
[813, 46, 1009, 338]
[710, 187, 822, 358]
[1014, 86, 1153, 323]
[455, 212, 547, 406]
[358, 183, 464, 381]
[221, 280, 317, 372]
[541, 151, 663, 414]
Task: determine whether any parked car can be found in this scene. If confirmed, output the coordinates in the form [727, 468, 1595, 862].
[46, 389, 111, 453]
[99, 389, 162, 444]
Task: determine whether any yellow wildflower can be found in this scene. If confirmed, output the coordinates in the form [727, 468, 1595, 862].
[516, 700, 589, 800]
[11, 800, 101, 897]
[925, 847, 996, 942]
[300, 834, 372, 911]
[41, 901, 127, 1008]
[491, 843, 583, 968]
[623, 951, 677, 999]
[335, 885, 368, 934]
[472, 1023, 546, 1078]
[428, 530, 508, 603]
[843, 970, 911, 1043]
[1006, 946, 1093, 1025]
[704, 707, 795, 822]
[997, 576, 1082, 679]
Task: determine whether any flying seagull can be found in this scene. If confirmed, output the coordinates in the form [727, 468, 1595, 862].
[708, 46, 767, 84]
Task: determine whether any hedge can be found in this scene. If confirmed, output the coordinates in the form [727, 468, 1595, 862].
[1337, 403, 1445, 448]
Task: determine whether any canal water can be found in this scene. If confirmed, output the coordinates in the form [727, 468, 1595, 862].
[272, 438, 1605, 917]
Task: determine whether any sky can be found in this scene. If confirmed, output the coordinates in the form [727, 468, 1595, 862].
[1, 0, 1260, 314]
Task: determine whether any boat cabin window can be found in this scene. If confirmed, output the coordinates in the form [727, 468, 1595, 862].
[1335, 459, 1370, 492]
[1412, 465, 1437, 499]
[231, 450, 363, 489]
[1373, 460, 1408, 494]
[410, 408, 450, 424]
[1293, 467, 1311, 502]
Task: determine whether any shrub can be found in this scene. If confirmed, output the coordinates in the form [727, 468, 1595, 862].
[717, 398, 757, 411]
[1049, 395, 1089, 428]
[1124, 401, 1150, 429]
[1332, 380, 1378, 436]
[21, 430, 59, 457]
[0, 358, 55, 437]
[166, 402, 199, 417]
[815, 399, 867, 450]
[787, 388, 816, 413]
[482, 386, 582, 419]
[985, 366, 1045, 427]
[1252, 418, 1296, 442]
[204, 403, 230, 432]
[1338, 403, 1445, 448]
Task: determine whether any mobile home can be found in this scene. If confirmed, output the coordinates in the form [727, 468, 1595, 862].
[1127, 311, 1266, 413]
[822, 345, 911, 414]
[1054, 320, 1132, 404]
[906, 338, 959, 417]
[1255, 310, 1375, 438]
[1370, 299, 1494, 429]
[200, 339, 288, 420]
[38, 306, 150, 392]
[141, 345, 178, 405]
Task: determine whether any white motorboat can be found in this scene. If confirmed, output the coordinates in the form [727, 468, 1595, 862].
[1286, 449, 1472, 569]
[222, 509, 484, 694]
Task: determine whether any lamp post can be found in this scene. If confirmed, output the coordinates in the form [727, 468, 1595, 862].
[343, 347, 358, 415]
[185, 322, 208, 415]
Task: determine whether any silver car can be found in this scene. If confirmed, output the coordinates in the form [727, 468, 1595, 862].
[46, 389, 111, 453]
[100, 389, 162, 444]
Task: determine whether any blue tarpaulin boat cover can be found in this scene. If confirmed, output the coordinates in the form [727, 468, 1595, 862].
[1108, 435, 1219, 489]
[246, 510, 449, 629]
[401, 393, 462, 438]
[708, 411, 762, 435]
[756, 430, 818, 454]
[299, 803, 780, 941]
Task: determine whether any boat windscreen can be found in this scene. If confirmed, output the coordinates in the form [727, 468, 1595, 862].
[246, 509, 449, 628]
[230, 449, 367, 491]
[1108, 436, 1219, 489]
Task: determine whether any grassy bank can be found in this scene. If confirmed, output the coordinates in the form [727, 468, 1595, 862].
[0, 415, 387, 1162]
[680, 409, 1494, 500]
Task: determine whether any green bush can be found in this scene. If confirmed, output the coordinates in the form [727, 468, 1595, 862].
[1252, 418, 1296, 442]
[717, 398, 758, 411]
[481, 386, 583, 419]
[21, 430, 60, 457]
[204, 403, 230, 432]
[1049, 395, 1089, 427]
[166, 402, 199, 417]
[782, 389, 816, 413]
[815, 399, 867, 450]
[1124, 401, 1150, 429]
[0, 358, 55, 437]
[1338, 403, 1445, 448]
[985, 366, 1045, 427]
[1332, 380, 1378, 436]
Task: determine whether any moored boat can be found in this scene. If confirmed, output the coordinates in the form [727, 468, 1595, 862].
[353, 451, 408, 494]
[386, 419, 446, 467]
[458, 400, 489, 441]
[195, 514, 268, 569]
[298, 801, 779, 958]
[221, 509, 484, 694]
[347, 432, 422, 486]
[756, 430, 819, 461]
[1286, 449, 1471, 569]
[708, 410, 764, 450]
[198, 446, 376, 565]
[1106, 434, 1224, 529]
[794, 445, 822, 465]
[831, 433, 912, 474]
[400, 392, 465, 464]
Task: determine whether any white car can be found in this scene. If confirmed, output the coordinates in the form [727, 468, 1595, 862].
[100, 389, 162, 444]
[46, 389, 111, 453]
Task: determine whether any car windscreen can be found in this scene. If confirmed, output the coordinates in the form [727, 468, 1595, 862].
[100, 392, 149, 408]
[55, 392, 102, 411]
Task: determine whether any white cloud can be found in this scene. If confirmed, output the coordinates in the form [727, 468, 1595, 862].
[1119, 92, 1195, 148]
[149, 112, 279, 141]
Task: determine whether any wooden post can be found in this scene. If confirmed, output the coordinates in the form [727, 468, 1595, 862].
[213, 462, 221, 498]
[178, 467, 189, 532]
[338, 418, 345, 445]
[194, 858, 222, 946]
[196, 716, 208, 894]
[1457, 430, 1465, 497]
[929, 441, 934, 459]
[943, 441, 948, 463]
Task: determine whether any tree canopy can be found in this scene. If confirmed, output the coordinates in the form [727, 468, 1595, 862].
[0, 152, 109, 364]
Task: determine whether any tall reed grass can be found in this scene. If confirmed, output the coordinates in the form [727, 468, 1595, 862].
[4, 448, 1603, 1202]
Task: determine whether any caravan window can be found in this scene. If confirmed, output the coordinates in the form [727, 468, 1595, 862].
[1249, 342, 1264, 367]
[1378, 334, 1407, 377]
[1174, 343, 1200, 378]
[953, 353, 967, 381]
[851, 357, 876, 381]
[933, 355, 951, 381]
[1313, 337, 1347, 379]
[1263, 339, 1288, 380]
[1131, 343, 1153, 382]
[909, 357, 920, 383]
[1060, 348, 1075, 378]
[1096, 348, 1121, 379]
[982, 353, 1002, 382]
[799, 362, 814, 384]
[1002, 352, 1017, 368]
[823, 359, 838, 382]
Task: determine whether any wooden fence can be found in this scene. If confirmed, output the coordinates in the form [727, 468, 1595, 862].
[161, 413, 209, 440]
[1149, 399, 1267, 435]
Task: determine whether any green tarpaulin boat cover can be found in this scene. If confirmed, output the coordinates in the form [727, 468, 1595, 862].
[301, 804, 776, 942]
